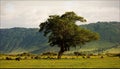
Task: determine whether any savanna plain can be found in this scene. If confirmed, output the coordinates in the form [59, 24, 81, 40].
[0, 56, 120, 68]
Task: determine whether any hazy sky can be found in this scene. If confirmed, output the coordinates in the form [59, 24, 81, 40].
[0, 0, 120, 28]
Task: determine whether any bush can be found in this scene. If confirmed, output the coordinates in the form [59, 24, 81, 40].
[41, 52, 57, 56]
[106, 53, 120, 57]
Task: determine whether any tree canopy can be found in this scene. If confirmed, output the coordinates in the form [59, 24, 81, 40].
[39, 11, 99, 59]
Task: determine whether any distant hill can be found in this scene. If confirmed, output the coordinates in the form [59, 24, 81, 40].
[75, 22, 120, 53]
[0, 28, 48, 54]
[0, 22, 120, 54]
[81, 22, 120, 43]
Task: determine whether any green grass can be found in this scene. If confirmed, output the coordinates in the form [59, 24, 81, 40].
[0, 56, 120, 68]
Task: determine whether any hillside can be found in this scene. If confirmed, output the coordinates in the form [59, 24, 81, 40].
[0, 22, 120, 54]
[76, 22, 120, 53]
[0, 28, 49, 54]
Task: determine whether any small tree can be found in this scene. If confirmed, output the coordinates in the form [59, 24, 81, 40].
[39, 11, 99, 59]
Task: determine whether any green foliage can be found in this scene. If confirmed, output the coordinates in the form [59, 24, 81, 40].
[39, 12, 99, 58]
[41, 52, 57, 56]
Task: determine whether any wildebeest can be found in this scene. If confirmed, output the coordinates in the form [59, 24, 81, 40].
[34, 56, 40, 59]
[100, 56, 104, 58]
[86, 55, 90, 58]
[15, 57, 21, 61]
[82, 56, 85, 58]
[6, 57, 12, 60]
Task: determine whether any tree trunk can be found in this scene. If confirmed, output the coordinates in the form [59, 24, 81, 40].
[57, 47, 64, 59]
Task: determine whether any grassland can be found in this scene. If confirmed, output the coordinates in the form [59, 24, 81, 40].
[0, 56, 120, 68]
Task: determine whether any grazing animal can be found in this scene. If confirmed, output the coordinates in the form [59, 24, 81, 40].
[34, 56, 39, 59]
[86, 55, 90, 58]
[15, 57, 21, 61]
[6, 57, 12, 60]
[82, 56, 85, 58]
[100, 56, 104, 58]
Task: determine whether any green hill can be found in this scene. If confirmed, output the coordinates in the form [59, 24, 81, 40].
[0, 28, 48, 54]
[0, 22, 120, 54]
[75, 22, 120, 53]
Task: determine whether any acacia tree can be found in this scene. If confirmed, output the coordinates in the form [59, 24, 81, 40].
[39, 11, 99, 59]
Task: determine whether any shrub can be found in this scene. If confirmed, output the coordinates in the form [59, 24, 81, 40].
[42, 52, 57, 56]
